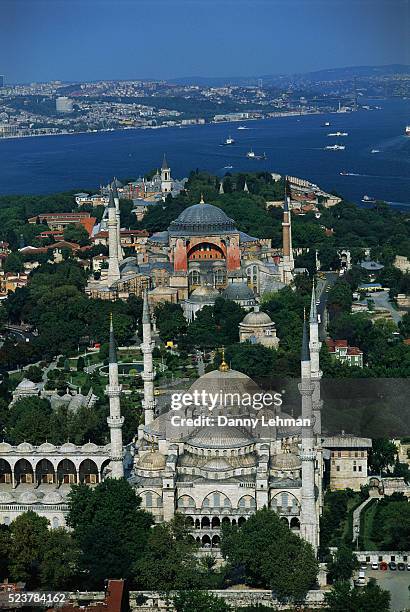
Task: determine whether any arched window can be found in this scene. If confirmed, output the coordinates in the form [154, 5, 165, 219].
[52, 517, 59, 528]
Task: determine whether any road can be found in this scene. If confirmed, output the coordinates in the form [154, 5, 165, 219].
[316, 272, 338, 340]
[370, 291, 404, 324]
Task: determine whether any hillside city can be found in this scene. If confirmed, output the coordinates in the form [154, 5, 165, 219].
[0, 66, 409, 137]
[0, 155, 409, 611]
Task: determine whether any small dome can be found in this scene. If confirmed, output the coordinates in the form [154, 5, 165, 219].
[137, 451, 166, 470]
[19, 491, 39, 504]
[81, 442, 98, 453]
[38, 442, 56, 453]
[189, 285, 219, 303]
[188, 425, 253, 449]
[59, 442, 77, 453]
[222, 283, 255, 302]
[42, 491, 64, 504]
[0, 491, 14, 503]
[272, 452, 301, 470]
[202, 457, 232, 471]
[16, 442, 34, 453]
[0, 442, 12, 453]
[16, 378, 37, 390]
[242, 309, 273, 326]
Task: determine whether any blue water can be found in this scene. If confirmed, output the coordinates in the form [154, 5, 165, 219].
[0, 99, 409, 207]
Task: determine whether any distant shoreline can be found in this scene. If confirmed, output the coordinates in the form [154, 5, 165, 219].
[0, 108, 359, 142]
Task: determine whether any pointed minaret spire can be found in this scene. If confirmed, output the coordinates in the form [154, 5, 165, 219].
[243, 180, 249, 193]
[106, 313, 124, 479]
[219, 181, 224, 195]
[301, 309, 310, 364]
[161, 153, 169, 170]
[309, 279, 317, 323]
[107, 189, 120, 287]
[141, 288, 156, 425]
[200, 193, 205, 204]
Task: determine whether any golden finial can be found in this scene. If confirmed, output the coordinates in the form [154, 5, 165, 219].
[200, 193, 205, 204]
[219, 347, 229, 373]
[110, 311, 113, 323]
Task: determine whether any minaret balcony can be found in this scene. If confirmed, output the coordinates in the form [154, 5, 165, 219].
[107, 416, 125, 427]
[106, 386, 122, 397]
[141, 372, 155, 382]
[298, 381, 315, 395]
[300, 450, 316, 461]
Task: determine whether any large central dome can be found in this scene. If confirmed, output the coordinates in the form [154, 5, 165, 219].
[168, 202, 237, 236]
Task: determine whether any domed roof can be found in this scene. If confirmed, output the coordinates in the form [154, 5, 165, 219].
[271, 452, 301, 470]
[222, 283, 255, 302]
[188, 425, 253, 449]
[16, 442, 34, 453]
[0, 491, 14, 503]
[17, 378, 37, 390]
[187, 367, 259, 402]
[81, 442, 98, 453]
[202, 457, 232, 471]
[242, 309, 273, 326]
[59, 442, 77, 453]
[137, 451, 166, 470]
[169, 202, 237, 236]
[0, 442, 12, 453]
[42, 491, 64, 504]
[19, 491, 39, 504]
[38, 442, 56, 453]
[189, 285, 219, 303]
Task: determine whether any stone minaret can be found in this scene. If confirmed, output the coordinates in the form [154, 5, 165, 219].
[161, 154, 173, 194]
[299, 314, 319, 552]
[141, 289, 156, 425]
[281, 179, 294, 284]
[112, 179, 123, 262]
[219, 181, 224, 195]
[106, 314, 124, 478]
[243, 180, 249, 193]
[309, 280, 322, 435]
[107, 189, 120, 287]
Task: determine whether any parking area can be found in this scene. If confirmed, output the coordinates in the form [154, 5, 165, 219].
[360, 568, 410, 611]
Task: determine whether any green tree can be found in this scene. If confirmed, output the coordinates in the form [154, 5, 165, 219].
[40, 528, 79, 589]
[25, 365, 43, 383]
[327, 544, 359, 582]
[9, 511, 49, 588]
[63, 223, 90, 246]
[221, 508, 318, 602]
[154, 302, 187, 342]
[369, 438, 397, 474]
[135, 515, 201, 592]
[67, 480, 153, 587]
[8, 397, 53, 445]
[0, 524, 11, 580]
[77, 356, 85, 372]
[4, 252, 24, 274]
[224, 343, 276, 377]
[324, 579, 390, 612]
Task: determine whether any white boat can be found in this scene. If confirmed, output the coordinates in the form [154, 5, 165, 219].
[327, 132, 348, 136]
[362, 195, 376, 203]
[324, 144, 345, 151]
[246, 148, 256, 158]
[222, 136, 235, 145]
[224, 165, 233, 169]
[237, 125, 248, 130]
[406, 126, 410, 136]
[323, 121, 331, 127]
[371, 149, 380, 154]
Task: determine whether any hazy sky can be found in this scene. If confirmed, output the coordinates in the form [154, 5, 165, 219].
[1, 0, 409, 83]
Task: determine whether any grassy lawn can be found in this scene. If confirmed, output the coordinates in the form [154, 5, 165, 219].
[9, 372, 24, 384]
[360, 498, 379, 550]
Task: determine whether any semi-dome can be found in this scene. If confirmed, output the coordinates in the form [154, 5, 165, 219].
[272, 452, 301, 470]
[202, 457, 232, 471]
[16, 379, 37, 390]
[137, 451, 166, 470]
[187, 425, 253, 449]
[189, 285, 219, 303]
[222, 283, 255, 302]
[168, 202, 237, 236]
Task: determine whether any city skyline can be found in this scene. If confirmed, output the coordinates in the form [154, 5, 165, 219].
[1, 0, 409, 84]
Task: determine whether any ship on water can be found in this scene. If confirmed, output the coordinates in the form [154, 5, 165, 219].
[324, 144, 345, 151]
[405, 126, 410, 136]
[327, 132, 348, 137]
[221, 136, 235, 146]
[246, 148, 267, 160]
